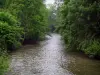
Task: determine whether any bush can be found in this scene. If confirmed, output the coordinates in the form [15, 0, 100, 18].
[0, 12, 24, 51]
[78, 40, 100, 57]
[84, 40, 100, 57]
[0, 55, 9, 75]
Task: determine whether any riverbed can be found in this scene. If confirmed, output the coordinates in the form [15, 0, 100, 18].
[6, 34, 100, 75]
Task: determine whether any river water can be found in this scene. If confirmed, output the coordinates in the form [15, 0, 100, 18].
[7, 34, 100, 75]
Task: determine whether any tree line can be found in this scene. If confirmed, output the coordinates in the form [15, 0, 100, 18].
[56, 0, 100, 58]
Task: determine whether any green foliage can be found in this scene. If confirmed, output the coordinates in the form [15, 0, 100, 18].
[8, 0, 48, 40]
[0, 12, 17, 26]
[0, 55, 9, 75]
[0, 12, 24, 51]
[57, 0, 100, 57]
[83, 40, 100, 57]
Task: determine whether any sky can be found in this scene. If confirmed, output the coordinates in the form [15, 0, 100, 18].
[45, 0, 55, 8]
[45, 0, 55, 4]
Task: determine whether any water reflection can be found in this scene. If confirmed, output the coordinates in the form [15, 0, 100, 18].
[67, 52, 100, 75]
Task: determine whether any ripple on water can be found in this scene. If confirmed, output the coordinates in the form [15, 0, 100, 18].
[6, 34, 100, 75]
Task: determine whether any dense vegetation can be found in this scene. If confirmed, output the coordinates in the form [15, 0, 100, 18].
[56, 0, 100, 58]
[0, 0, 48, 74]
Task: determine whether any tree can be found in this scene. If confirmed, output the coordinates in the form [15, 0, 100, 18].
[7, 0, 48, 41]
[57, 0, 100, 58]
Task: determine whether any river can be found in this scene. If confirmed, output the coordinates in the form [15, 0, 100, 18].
[6, 34, 100, 75]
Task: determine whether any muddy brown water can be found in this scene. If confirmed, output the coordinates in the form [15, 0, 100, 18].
[6, 34, 100, 75]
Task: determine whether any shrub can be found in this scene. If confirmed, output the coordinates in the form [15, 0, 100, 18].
[0, 12, 24, 51]
[78, 40, 100, 57]
[0, 55, 9, 75]
[84, 40, 100, 57]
